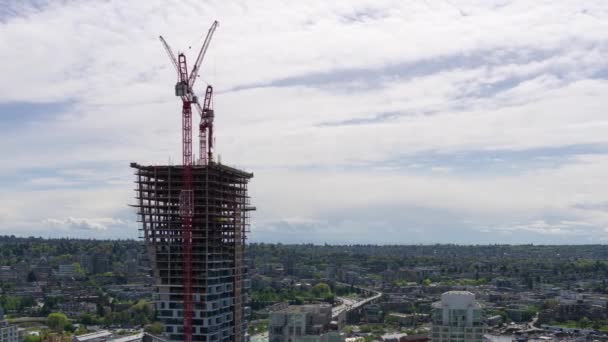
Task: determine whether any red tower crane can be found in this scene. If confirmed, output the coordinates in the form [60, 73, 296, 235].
[199, 85, 214, 164]
[159, 20, 219, 342]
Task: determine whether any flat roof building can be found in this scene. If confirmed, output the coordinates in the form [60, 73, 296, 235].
[0, 320, 18, 342]
[269, 304, 344, 342]
[431, 291, 486, 342]
[71, 330, 112, 342]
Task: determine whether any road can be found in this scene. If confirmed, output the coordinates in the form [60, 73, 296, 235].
[528, 313, 539, 329]
[332, 286, 382, 319]
[332, 297, 358, 317]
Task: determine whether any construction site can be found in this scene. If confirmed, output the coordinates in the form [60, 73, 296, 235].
[132, 21, 254, 342]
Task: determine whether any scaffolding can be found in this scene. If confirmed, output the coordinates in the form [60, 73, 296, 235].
[132, 162, 253, 342]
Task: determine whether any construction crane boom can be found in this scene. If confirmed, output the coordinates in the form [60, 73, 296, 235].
[159, 36, 180, 78]
[188, 20, 219, 89]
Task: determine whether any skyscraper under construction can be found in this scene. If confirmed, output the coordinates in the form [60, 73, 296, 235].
[132, 162, 253, 342]
[132, 20, 254, 342]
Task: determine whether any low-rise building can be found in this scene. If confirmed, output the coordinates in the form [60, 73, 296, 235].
[0, 320, 18, 342]
[381, 333, 407, 342]
[364, 305, 383, 323]
[486, 315, 503, 327]
[58, 264, 76, 278]
[0, 267, 18, 283]
[57, 302, 97, 318]
[269, 304, 344, 342]
[386, 313, 429, 327]
[109, 332, 144, 342]
[71, 330, 112, 342]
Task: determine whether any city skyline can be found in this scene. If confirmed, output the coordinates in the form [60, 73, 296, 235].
[1, 1, 608, 244]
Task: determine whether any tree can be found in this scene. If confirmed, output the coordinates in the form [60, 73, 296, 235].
[0, 295, 21, 311]
[47, 312, 69, 332]
[146, 322, 164, 335]
[73, 263, 85, 277]
[385, 314, 400, 326]
[131, 299, 154, 325]
[27, 271, 37, 282]
[131, 299, 153, 316]
[23, 335, 41, 342]
[312, 283, 331, 297]
[579, 317, 591, 329]
[323, 293, 335, 305]
[75, 325, 88, 336]
[79, 313, 94, 325]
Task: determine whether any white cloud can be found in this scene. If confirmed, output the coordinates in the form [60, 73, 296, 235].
[42, 217, 125, 231]
[0, 1, 608, 242]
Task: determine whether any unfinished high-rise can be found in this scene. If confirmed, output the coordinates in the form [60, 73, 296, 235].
[132, 162, 253, 342]
[134, 19, 254, 342]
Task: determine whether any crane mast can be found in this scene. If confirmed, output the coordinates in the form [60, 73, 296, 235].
[159, 20, 218, 342]
[177, 52, 194, 342]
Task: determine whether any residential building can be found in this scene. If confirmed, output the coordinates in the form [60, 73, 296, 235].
[364, 304, 383, 323]
[0, 319, 18, 342]
[431, 291, 486, 342]
[0, 267, 17, 283]
[33, 257, 52, 280]
[58, 264, 76, 278]
[56, 301, 97, 318]
[132, 162, 253, 342]
[269, 304, 344, 342]
[386, 313, 429, 327]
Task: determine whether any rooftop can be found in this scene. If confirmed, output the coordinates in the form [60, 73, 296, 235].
[111, 332, 144, 342]
[73, 330, 112, 342]
[275, 303, 332, 314]
[432, 291, 482, 309]
[130, 161, 253, 178]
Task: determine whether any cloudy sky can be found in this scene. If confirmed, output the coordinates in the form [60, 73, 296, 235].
[1, 0, 608, 244]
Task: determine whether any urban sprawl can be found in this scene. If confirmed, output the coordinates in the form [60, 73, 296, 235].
[1, 239, 608, 342]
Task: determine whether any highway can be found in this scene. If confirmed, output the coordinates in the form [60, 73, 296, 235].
[332, 285, 382, 319]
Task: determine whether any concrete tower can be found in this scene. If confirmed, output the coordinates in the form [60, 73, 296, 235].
[132, 162, 254, 342]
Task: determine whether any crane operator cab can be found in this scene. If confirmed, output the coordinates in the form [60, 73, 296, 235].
[175, 81, 188, 97]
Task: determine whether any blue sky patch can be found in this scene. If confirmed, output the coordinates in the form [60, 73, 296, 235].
[373, 144, 608, 176]
[0, 0, 52, 23]
[0, 100, 73, 129]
